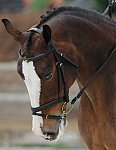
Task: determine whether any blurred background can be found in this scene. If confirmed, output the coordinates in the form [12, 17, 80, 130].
[0, 0, 115, 150]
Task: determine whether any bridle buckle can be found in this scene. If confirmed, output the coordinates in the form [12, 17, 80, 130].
[45, 115, 49, 119]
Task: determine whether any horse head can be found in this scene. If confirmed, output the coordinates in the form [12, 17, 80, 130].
[2, 18, 77, 141]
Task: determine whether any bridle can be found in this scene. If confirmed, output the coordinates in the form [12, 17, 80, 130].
[19, 27, 78, 121]
[19, 27, 116, 122]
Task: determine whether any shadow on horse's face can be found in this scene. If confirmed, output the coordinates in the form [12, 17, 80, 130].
[2, 19, 68, 141]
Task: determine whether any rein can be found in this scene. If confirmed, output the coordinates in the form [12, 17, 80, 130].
[19, 27, 116, 121]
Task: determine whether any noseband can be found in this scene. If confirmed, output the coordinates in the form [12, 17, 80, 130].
[19, 27, 116, 121]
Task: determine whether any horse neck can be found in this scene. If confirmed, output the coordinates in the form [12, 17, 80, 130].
[49, 15, 115, 84]
[52, 16, 115, 77]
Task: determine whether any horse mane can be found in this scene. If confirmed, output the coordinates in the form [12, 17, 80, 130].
[28, 6, 116, 46]
[37, 6, 116, 29]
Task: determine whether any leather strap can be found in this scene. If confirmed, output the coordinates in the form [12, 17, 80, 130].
[31, 96, 65, 114]
[19, 48, 54, 62]
[71, 46, 116, 105]
[32, 113, 66, 120]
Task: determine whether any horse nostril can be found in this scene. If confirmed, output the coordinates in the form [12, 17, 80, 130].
[43, 131, 56, 136]
[42, 126, 59, 140]
[42, 128, 57, 139]
[46, 132, 57, 140]
[46, 132, 56, 137]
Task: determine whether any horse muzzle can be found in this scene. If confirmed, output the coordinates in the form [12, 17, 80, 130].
[41, 118, 60, 141]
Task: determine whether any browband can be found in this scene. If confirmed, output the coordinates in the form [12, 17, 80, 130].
[28, 27, 42, 34]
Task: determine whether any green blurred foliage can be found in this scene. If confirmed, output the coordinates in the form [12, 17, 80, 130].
[94, 0, 108, 11]
[31, 0, 52, 9]
[94, 0, 116, 12]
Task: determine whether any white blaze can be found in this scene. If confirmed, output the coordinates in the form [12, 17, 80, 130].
[22, 61, 43, 136]
[22, 60, 66, 140]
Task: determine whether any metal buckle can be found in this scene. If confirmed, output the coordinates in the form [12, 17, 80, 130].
[24, 59, 29, 63]
[45, 115, 49, 119]
[23, 57, 29, 63]
[60, 114, 66, 119]
[60, 114, 66, 125]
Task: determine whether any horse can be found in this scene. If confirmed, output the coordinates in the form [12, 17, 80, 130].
[2, 6, 116, 150]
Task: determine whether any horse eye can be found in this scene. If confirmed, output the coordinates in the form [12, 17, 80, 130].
[45, 72, 53, 80]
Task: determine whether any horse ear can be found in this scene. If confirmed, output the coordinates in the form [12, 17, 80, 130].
[43, 25, 51, 44]
[2, 19, 25, 43]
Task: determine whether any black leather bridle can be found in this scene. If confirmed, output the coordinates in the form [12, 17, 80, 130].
[19, 27, 78, 121]
[19, 27, 116, 121]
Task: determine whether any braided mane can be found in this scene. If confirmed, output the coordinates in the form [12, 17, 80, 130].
[37, 6, 116, 28]
[28, 6, 116, 46]
[37, 7, 73, 27]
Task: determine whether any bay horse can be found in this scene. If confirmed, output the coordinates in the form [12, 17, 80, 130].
[2, 6, 116, 150]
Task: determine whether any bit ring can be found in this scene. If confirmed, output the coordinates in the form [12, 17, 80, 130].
[61, 102, 74, 115]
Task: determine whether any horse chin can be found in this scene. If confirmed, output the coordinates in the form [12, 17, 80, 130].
[44, 118, 68, 142]
[32, 116, 67, 141]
